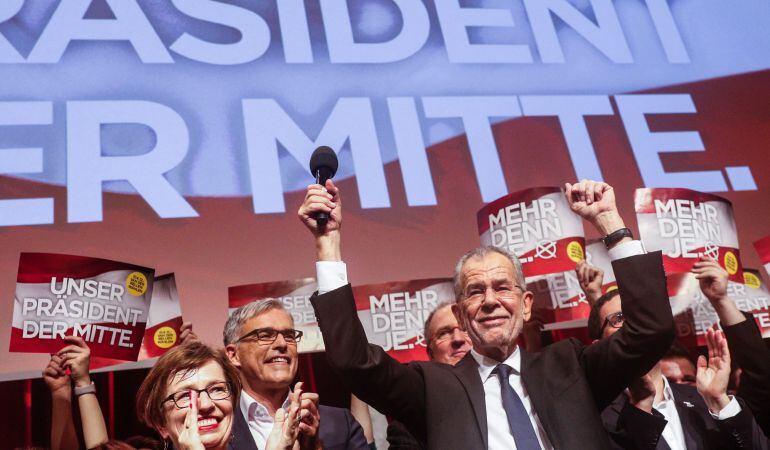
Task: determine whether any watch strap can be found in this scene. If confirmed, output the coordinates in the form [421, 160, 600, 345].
[74, 382, 96, 397]
[602, 227, 633, 248]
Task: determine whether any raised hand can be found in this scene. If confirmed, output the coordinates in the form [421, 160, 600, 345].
[575, 260, 604, 304]
[696, 327, 732, 414]
[298, 180, 342, 261]
[179, 322, 199, 345]
[692, 256, 745, 326]
[627, 373, 656, 413]
[564, 180, 626, 237]
[298, 180, 341, 237]
[43, 354, 71, 398]
[177, 390, 205, 450]
[57, 336, 91, 388]
[691, 257, 728, 303]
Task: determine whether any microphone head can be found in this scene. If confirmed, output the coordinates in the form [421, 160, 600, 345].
[309, 146, 339, 178]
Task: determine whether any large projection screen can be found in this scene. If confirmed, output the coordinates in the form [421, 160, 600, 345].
[1, 0, 769, 379]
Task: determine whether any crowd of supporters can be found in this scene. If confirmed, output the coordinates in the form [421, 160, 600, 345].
[16, 180, 770, 449]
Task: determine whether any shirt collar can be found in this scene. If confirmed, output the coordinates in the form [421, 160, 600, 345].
[470, 346, 521, 381]
[240, 389, 291, 423]
[653, 376, 675, 408]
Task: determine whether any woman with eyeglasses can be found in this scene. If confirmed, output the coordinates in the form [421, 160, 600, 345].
[137, 341, 305, 450]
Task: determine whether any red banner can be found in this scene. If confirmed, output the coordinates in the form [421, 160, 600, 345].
[478, 187, 585, 278]
[352, 278, 454, 363]
[635, 188, 744, 282]
[10, 253, 154, 361]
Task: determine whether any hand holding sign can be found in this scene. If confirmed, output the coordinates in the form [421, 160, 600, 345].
[58, 336, 91, 388]
[565, 180, 625, 236]
[43, 354, 71, 397]
[575, 260, 604, 305]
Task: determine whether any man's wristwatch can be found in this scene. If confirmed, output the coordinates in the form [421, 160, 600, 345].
[74, 381, 96, 397]
[601, 227, 633, 249]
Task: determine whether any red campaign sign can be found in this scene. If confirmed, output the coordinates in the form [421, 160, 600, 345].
[10, 253, 155, 361]
[668, 269, 770, 347]
[228, 278, 323, 353]
[754, 236, 770, 279]
[635, 188, 744, 282]
[91, 274, 183, 369]
[478, 187, 585, 278]
[352, 278, 454, 363]
[527, 270, 589, 328]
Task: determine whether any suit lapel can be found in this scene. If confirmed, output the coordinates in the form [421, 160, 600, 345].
[520, 350, 556, 446]
[670, 384, 700, 450]
[453, 353, 488, 449]
[228, 403, 259, 450]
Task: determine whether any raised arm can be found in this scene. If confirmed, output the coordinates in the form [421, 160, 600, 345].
[565, 180, 675, 409]
[44, 354, 79, 450]
[58, 336, 109, 449]
[694, 257, 770, 437]
[299, 180, 427, 434]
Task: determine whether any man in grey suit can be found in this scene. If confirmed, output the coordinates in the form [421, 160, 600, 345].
[298, 179, 675, 450]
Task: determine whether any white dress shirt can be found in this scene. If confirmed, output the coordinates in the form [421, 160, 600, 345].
[239, 389, 290, 449]
[651, 376, 742, 450]
[470, 347, 553, 450]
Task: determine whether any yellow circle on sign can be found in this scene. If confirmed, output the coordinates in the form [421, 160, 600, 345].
[744, 272, 761, 289]
[153, 326, 177, 349]
[723, 251, 738, 275]
[567, 241, 584, 263]
[126, 272, 148, 296]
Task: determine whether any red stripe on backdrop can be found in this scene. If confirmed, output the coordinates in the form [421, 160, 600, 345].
[16, 253, 153, 283]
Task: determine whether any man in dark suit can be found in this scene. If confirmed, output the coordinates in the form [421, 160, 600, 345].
[223, 298, 368, 450]
[592, 257, 762, 449]
[298, 179, 675, 450]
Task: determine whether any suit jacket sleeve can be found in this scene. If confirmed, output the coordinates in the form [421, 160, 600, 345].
[614, 402, 667, 450]
[311, 284, 428, 438]
[723, 312, 770, 438]
[579, 251, 676, 410]
[715, 400, 761, 450]
[387, 420, 426, 450]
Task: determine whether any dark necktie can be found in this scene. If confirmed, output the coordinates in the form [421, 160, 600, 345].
[495, 363, 541, 450]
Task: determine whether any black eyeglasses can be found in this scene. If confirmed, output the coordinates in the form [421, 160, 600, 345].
[600, 311, 625, 334]
[236, 327, 303, 345]
[164, 381, 232, 409]
[462, 285, 523, 306]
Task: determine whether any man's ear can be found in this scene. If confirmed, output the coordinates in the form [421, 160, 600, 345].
[225, 344, 241, 368]
[522, 290, 534, 322]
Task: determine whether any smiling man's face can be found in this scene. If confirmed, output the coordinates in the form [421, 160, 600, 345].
[229, 308, 298, 391]
[453, 252, 533, 361]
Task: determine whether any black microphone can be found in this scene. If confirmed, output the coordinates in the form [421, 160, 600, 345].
[308, 146, 339, 228]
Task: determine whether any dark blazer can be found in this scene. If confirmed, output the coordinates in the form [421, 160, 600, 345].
[723, 311, 770, 438]
[601, 382, 757, 449]
[387, 420, 425, 450]
[228, 403, 369, 450]
[311, 251, 675, 450]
